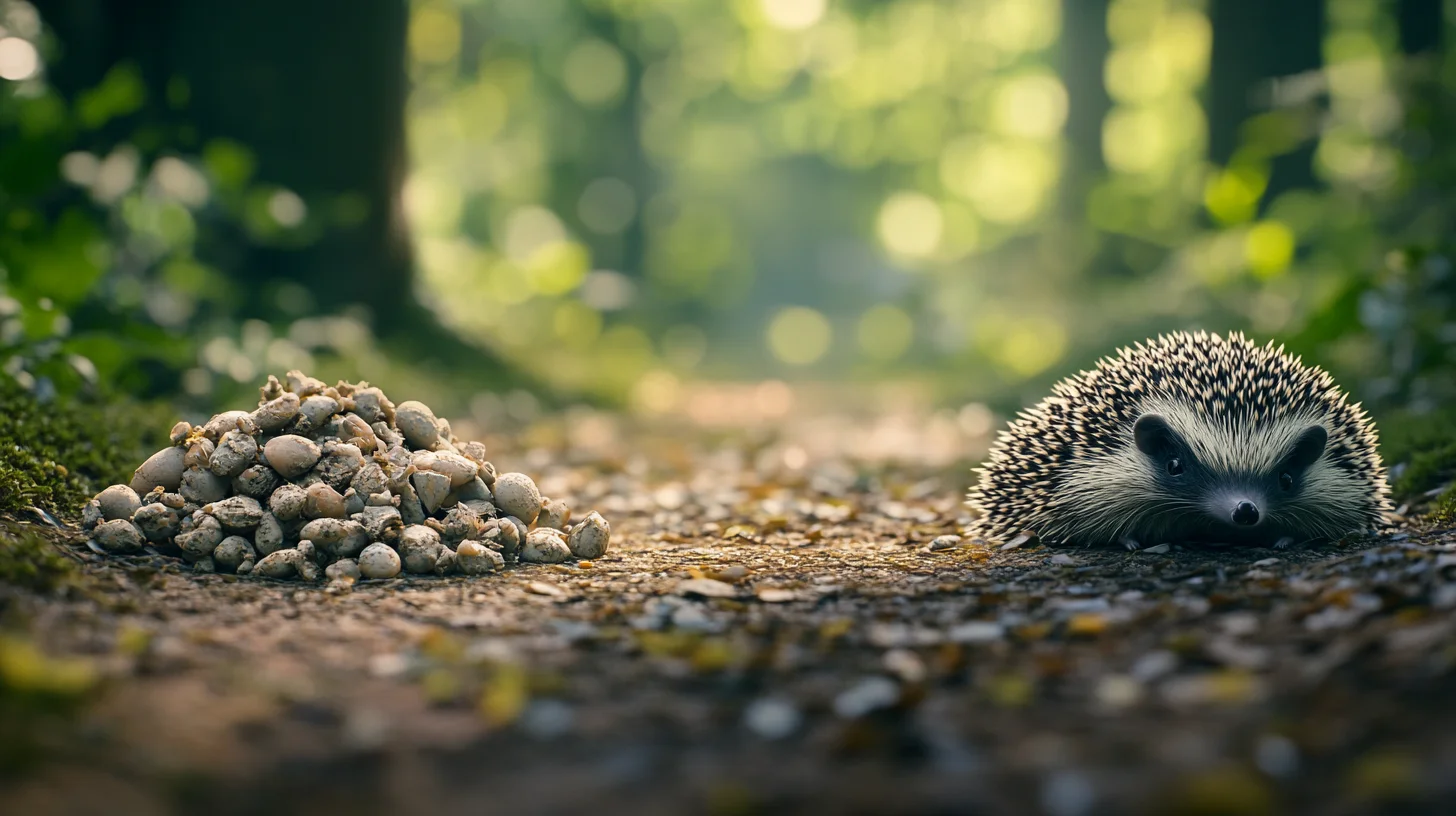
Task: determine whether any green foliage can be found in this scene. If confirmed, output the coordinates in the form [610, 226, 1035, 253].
[1378, 407, 1456, 502]
[0, 380, 166, 518]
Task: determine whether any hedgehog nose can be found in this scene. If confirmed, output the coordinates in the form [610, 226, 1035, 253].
[1231, 501, 1260, 526]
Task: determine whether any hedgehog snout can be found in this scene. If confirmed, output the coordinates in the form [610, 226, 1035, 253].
[1231, 500, 1260, 526]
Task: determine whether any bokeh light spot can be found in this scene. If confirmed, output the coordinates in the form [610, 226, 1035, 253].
[578, 177, 637, 234]
[1245, 221, 1294, 279]
[503, 206, 567, 263]
[563, 39, 628, 107]
[760, 0, 828, 31]
[267, 190, 307, 228]
[0, 36, 39, 81]
[410, 5, 461, 65]
[767, 307, 832, 365]
[876, 192, 942, 259]
[857, 305, 914, 362]
[991, 72, 1068, 140]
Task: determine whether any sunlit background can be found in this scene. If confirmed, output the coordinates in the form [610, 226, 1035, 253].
[2, 0, 1454, 443]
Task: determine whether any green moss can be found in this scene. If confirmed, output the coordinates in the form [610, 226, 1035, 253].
[1376, 409, 1456, 501]
[1429, 490, 1456, 527]
[0, 524, 82, 593]
[0, 379, 169, 520]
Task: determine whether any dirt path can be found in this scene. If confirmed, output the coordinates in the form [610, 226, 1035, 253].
[4, 423, 1456, 815]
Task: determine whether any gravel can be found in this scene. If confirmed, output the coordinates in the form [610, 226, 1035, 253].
[79, 370, 613, 584]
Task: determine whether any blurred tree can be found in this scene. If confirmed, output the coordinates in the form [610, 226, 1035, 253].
[1398, 0, 1443, 55]
[1206, 0, 1323, 207]
[34, 0, 513, 381]
[1057, 0, 1114, 278]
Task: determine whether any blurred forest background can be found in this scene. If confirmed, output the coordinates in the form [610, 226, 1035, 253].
[1, 0, 1454, 430]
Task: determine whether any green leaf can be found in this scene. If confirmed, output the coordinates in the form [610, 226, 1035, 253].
[75, 64, 146, 129]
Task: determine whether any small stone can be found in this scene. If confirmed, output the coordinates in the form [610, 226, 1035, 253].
[520, 528, 571, 563]
[460, 441, 488, 464]
[453, 476, 491, 503]
[232, 464, 282, 499]
[251, 391, 300, 432]
[928, 535, 962, 552]
[423, 451, 476, 488]
[183, 438, 215, 470]
[433, 548, 458, 575]
[204, 495, 264, 530]
[213, 536, 257, 573]
[351, 387, 394, 425]
[567, 511, 610, 559]
[677, 578, 738, 598]
[355, 504, 404, 543]
[744, 697, 801, 740]
[394, 400, 440, 450]
[358, 542, 402, 579]
[755, 587, 797, 603]
[300, 518, 368, 557]
[175, 514, 224, 560]
[494, 472, 542, 524]
[948, 621, 1005, 644]
[192, 556, 216, 574]
[131, 446, 187, 494]
[326, 558, 361, 582]
[314, 441, 365, 490]
[180, 466, 229, 505]
[476, 461, 497, 489]
[132, 503, 180, 542]
[833, 677, 901, 719]
[263, 435, 322, 479]
[1143, 543, 1172, 555]
[268, 483, 308, 520]
[93, 484, 142, 522]
[456, 540, 504, 575]
[251, 548, 303, 580]
[81, 500, 103, 531]
[304, 482, 348, 519]
[94, 519, 146, 553]
[396, 482, 426, 525]
[399, 525, 444, 574]
[169, 421, 193, 445]
[527, 581, 565, 597]
[411, 469, 452, 514]
[255, 511, 286, 555]
[537, 498, 571, 532]
[298, 394, 340, 430]
[208, 430, 258, 478]
[350, 463, 388, 499]
[285, 369, 326, 397]
[202, 410, 253, 440]
[337, 414, 378, 453]
[441, 504, 482, 546]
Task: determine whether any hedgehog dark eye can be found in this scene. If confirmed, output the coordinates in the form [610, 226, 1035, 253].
[1166, 458, 1184, 476]
[1279, 472, 1294, 491]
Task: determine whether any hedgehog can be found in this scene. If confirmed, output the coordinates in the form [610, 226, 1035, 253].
[968, 331, 1389, 550]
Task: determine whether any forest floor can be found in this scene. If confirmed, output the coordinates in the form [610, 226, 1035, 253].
[3, 399, 1456, 816]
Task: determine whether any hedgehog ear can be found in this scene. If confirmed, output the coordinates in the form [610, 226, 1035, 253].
[1133, 414, 1180, 457]
[1285, 425, 1328, 471]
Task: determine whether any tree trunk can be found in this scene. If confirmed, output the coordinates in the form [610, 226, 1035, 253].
[34, 0, 515, 386]
[1398, 0, 1443, 55]
[1059, 0, 1112, 215]
[1207, 0, 1325, 203]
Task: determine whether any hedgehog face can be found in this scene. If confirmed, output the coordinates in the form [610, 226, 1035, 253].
[1133, 412, 1330, 545]
[969, 332, 1389, 549]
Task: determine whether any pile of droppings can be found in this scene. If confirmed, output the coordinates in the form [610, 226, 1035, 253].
[79, 371, 611, 586]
